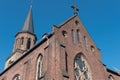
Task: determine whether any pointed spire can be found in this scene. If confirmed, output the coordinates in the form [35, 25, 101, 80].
[21, 6, 34, 34]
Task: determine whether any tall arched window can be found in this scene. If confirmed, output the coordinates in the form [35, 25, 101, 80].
[36, 54, 43, 80]
[108, 75, 114, 80]
[76, 29, 80, 43]
[13, 74, 20, 80]
[74, 54, 91, 80]
[27, 38, 31, 49]
[83, 36, 88, 49]
[71, 29, 75, 43]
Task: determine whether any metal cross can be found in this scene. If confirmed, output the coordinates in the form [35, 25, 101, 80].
[71, 5, 79, 15]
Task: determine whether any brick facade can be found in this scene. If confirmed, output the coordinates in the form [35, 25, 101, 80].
[0, 10, 120, 80]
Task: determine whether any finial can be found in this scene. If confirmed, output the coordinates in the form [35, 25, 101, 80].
[71, 5, 79, 15]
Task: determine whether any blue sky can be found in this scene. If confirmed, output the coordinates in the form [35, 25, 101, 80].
[0, 0, 120, 72]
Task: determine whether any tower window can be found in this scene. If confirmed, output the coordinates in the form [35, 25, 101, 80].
[71, 29, 75, 43]
[21, 37, 24, 45]
[76, 29, 80, 43]
[36, 54, 43, 80]
[27, 38, 31, 49]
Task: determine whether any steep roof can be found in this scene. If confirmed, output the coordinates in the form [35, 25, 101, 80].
[21, 6, 34, 34]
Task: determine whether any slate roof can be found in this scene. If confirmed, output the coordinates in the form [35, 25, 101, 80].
[21, 6, 34, 34]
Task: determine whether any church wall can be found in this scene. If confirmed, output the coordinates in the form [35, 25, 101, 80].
[5, 51, 22, 69]
[107, 69, 120, 80]
[0, 35, 56, 80]
[1, 14, 120, 80]
[14, 32, 36, 52]
[110, 73, 120, 80]
[53, 15, 116, 80]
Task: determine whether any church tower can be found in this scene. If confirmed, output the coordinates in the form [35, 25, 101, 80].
[5, 6, 37, 69]
[13, 6, 37, 52]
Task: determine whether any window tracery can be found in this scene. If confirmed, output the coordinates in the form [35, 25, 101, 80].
[74, 54, 91, 80]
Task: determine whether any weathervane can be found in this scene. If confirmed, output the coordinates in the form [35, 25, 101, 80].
[71, 5, 79, 15]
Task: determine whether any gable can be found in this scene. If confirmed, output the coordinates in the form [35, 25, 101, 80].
[53, 14, 101, 60]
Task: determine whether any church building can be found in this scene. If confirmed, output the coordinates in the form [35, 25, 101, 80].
[0, 5, 120, 80]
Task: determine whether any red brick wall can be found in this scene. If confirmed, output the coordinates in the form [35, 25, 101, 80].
[0, 15, 120, 80]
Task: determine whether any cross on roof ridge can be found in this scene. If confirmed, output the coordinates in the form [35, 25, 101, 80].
[71, 5, 79, 15]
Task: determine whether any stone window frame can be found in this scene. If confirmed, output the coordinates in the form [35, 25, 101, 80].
[74, 53, 91, 80]
[36, 54, 43, 80]
[27, 38, 31, 49]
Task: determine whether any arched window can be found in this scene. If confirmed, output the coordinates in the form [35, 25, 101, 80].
[27, 38, 31, 49]
[74, 54, 91, 80]
[76, 29, 80, 43]
[21, 37, 24, 45]
[13, 74, 20, 80]
[83, 36, 88, 49]
[36, 54, 43, 80]
[108, 75, 114, 80]
[71, 29, 75, 43]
